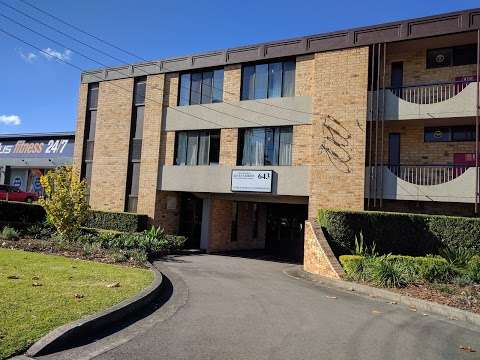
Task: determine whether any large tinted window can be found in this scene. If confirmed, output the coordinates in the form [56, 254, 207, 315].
[241, 60, 295, 100]
[174, 130, 221, 165]
[427, 44, 477, 69]
[239, 126, 292, 166]
[425, 126, 476, 142]
[178, 69, 224, 106]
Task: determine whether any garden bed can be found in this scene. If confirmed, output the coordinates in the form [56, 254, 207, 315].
[391, 283, 480, 314]
[0, 238, 147, 267]
[0, 248, 154, 360]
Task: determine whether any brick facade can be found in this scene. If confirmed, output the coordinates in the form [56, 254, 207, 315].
[308, 47, 370, 218]
[73, 83, 88, 176]
[137, 74, 165, 220]
[89, 78, 133, 211]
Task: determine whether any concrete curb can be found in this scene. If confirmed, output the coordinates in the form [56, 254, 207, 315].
[25, 262, 164, 357]
[285, 266, 480, 329]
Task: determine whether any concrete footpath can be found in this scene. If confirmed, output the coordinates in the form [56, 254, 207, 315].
[37, 254, 480, 360]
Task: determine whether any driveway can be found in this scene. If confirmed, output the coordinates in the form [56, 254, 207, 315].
[39, 254, 480, 360]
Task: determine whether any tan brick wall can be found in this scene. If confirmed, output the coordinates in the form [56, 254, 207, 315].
[308, 47, 370, 218]
[73, 83, 88, 175]
[153, 191, 180, 233]
[224, 64, 241, 102]
[137, 74, 165, 219]
[219, 128, 238, 165]
[303, 220, 344, 278]
[89, 78, 133, 211]
[164, 73, 179, 107]
[296, 54, 315, 97]
[376, 121, 475, 165]
[160, 131, 176, 166]
[208, 200, 266, 252]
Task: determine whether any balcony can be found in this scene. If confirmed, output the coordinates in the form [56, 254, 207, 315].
[158, 165, 309, 197]
[368, 80, 479, 121]
[365, 164, 477, 203]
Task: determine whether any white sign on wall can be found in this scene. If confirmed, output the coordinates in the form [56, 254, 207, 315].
[231, 170, 273, 193]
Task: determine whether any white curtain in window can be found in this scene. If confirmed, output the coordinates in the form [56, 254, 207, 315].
[187, 132, 198, 165]
[242, 128, 265, 165]
[198, 132, 210, 165]
[176, 132, 187, 165]
[279, 127, 292, 165]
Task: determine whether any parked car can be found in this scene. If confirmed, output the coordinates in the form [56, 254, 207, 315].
[0, 185, 39, 203]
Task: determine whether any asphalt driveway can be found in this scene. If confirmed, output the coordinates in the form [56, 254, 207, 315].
[38, 254, 480, 360]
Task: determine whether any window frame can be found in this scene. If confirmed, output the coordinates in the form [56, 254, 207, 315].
[177, 68, 224, 106]
[426, 44, 477, 69]
[424, 125, 476, 143]
[237, 126, 293, 166]
[240, 59, 296, 101]
[174, 129, 221, 166]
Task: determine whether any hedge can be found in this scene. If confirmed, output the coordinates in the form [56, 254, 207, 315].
[339, 254, 459, 286]
[84, 210, 149, 233]
[0, 201, 148, 233]
[319, 209, 480, 256]
[0, 201, 45, 226]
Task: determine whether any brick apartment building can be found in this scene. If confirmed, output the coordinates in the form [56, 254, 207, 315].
[74, 8, 480, 261]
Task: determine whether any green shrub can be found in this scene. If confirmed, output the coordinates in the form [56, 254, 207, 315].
[417, 256, 457, 283]
[440, 246, 475, 268]
[0, 201, 46, 226]
[339, 255, 364, 280]
[339, 254, 460, 287]
[318, 209, 480, 256]
[467, 256, 480, 283]
[22, 221, 55, 239]
[1, 226, 20, 241]
[84, 210, 148, 233]
[365, 255, 413, 288]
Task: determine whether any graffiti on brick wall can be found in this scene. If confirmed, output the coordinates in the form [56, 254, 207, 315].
[319, 115, 352, 173]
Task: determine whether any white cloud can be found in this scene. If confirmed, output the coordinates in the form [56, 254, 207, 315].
[19, 51, 37, 63]
[40, 47, 72, 61]
[0, 115, 21, 126]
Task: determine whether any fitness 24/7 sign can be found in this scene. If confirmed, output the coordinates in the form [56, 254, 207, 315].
[231, 170, 273, 193]
[0, 138, 74, 158]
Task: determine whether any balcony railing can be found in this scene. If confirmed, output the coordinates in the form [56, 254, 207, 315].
[387, 80, 472, 105]
[378, 164, 469, 186]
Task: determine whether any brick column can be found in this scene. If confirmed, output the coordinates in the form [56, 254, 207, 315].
[73, 83, 88, 175]
[90, 78, 133, 211]
[137, 74, 165, 219]
[308, 47, 369, 218]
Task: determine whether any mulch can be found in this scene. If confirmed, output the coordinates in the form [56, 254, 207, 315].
[391, 283, 480, 314]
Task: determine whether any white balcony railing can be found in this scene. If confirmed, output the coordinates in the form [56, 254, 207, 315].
[369, 81, 478, 120]
[365, 165, 477, 203]
[387, 164, 469, 186]
[387, 81, 471, 105]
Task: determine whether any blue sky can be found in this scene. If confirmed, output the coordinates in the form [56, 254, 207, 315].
[0, 0, 478, 134]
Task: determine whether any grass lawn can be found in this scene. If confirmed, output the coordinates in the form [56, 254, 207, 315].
[0, 248, 154, 359]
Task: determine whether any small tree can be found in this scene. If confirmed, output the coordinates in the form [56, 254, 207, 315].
[39, 166, 89, 239]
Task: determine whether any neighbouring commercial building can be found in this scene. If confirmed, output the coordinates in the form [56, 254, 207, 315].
[0, 132, 75, 195]
[74, 8, 480, 262]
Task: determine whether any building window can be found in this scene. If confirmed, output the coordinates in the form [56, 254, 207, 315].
[424, 125, 476, 142]
[426, 44, 477, 69]
[238, 126, 293, 166]
[82, 82, 99, 201]
[125, 78, 146, 212]
[174, 130, 220, 165]
[241, 60, 295, 100]
[178, 69, 224, 106]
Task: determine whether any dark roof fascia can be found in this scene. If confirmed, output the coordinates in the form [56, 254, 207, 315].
[81, 7, 480, 84]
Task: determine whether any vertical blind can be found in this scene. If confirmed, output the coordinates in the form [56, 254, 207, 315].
[241, 127, 292, 166]
[241, 60, 295, 100]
